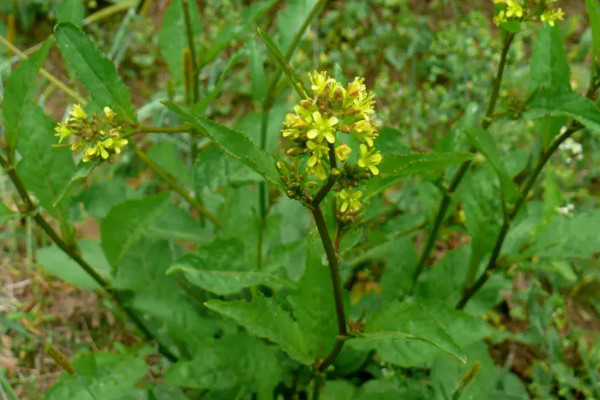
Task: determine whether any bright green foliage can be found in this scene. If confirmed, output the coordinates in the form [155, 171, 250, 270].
[56, 0, 85, 26]
[2, 39, 51, 150]
[55, 22, 137, 123]
[530, 24, 571, 90]
[206, 295, 312, 364]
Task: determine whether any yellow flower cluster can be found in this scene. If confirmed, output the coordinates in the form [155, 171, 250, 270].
[281, 71, 382, 214]
[492, 0, 564, 27]
[55, 105, 128, 163]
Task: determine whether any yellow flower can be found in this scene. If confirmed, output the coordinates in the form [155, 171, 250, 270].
[493, 10, 507, 26]
[335, 143, 352, 162]
[103, 106, 116, 120]
[505, 0, 523, 18]
[309, 71, 330, 96]
[82, 146, 97, 162]
[307, 111, 338, 144]
[54, 123, 72, 143]
[306, 140, 329, 167]
[541, 8, 564, 26]
[352, 91, 376, 117]
[346, 77, 366, 97]
[339, 189, 362, 213]
[358, 144, 382, 175]
[69, 104, 87, 120]
[354, 119, 377, 147]
[110, 136, 128, 154]
[306, 159, 327, 180]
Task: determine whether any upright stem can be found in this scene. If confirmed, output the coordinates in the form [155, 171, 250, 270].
[0, 154, 178, 362]
[131, 142, 220, 227]
[410, 32, 515, 293]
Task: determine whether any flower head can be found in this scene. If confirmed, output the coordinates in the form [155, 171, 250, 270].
[306, 140, 329, 167]
[54, 123, 72, 143]
[335, 143, 352, 162]
[358, 144, 382, 175]
[339, 189, 362, 213]
[70, 104, 87, 120]
[541, 8, 564, 26]
[307, 111, 338, 144]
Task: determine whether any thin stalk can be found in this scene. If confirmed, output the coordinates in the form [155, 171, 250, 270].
[130, 142, 220, 227]
[0, 36, 87, 104]
[456, 77, 600, 310]
[410, 32, 515, 293]
[0, 154, 178, 362]
[456, 123, 579, 309]
[82, 0, 137, 25]
[182, 0, 198, 104]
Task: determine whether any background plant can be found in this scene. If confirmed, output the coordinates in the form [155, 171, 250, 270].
[1, 1, 600, 399]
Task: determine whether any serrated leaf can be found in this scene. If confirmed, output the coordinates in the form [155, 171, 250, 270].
[101, 193, 171, 268]
[586, 0, 600, 63]
[526, 87, 600, 133]
[165, 333, 282, 398]
[288, 240, 338, 360]
[530, 24, 570, 90]
[168, 254, 293, 295]
[2, 39, 51, 150]
[45, 348, 147, 400]
[348, 301, 466, 367]
[364, 152, 475, 200]
[205, 295, 311, 364]
[16, 105, 74, 222]
[465, 128, 518, 202]
[54, 22, 136, 123]
[163, 101, 282, 187]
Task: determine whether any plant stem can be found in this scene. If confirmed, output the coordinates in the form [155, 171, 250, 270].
[130, 142, 220, 227]
[82, 0, 137, 25]
[0, 154, 178, 362]
[410, 32, 515, 293]
[0, 35, 86, 104]
[456, 122, 579, 309]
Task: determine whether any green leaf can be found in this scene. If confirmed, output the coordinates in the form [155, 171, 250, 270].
[257, 28, 308, 99]
[529, 24, 570, 90]
[348, 301, 466, 367]
[526, 87, 600, 134]
[45, 347, 148, 400]
[16, 105, 75, 221]
[101, 193, 171, 268]
[288, 240, 338, 359]
[0, 203, 16, 223]
[168, 254, 293, 295]
[147, 142, 193, 187]
[465, 128, 518, 202]
[205, 295, 311, 364]
[37, 240, 111, 289]
[2, 39, 51, 150]
[54, 22, 137, 123]
[163, 101, 283, 187]
[364, 152, 475, 200]
[249, 37, 267, 103]
[158, 0, 202, 84]
[321, 381, 356, 400]
[165, 333, 282, 398]
[57, 0, 85, 26]
[586, 0, 600, 63]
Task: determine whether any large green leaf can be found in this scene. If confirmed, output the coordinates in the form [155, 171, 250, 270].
[37, 240, 111, 289]
[168, 254, 293, 295]
[165, 333, 282, 399]
[205, 295, 311, 364]
[276, 0, 318, 55]
[526, 87, 600, 133]
[163, 101, 282, 187]
[288, 240, 338, 359]
[364, 152, 475, 200]
[56, 0, 85, 26]
[2, 39, 51, 150]
[101, 193, 171, 268]
[45, 347, 148, 400]
[158, 0, 202, 84]
[348, 301, 466, 367]
[16, 105, 75, 221]
[54, 22, 136, 122]
[529, 24, 570, 90]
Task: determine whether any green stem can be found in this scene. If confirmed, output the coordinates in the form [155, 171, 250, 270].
[410, 32, 515, 294]
[0, 154, 178, 362]
[131, 142, 220, 227]
[122, 125, 190, 138]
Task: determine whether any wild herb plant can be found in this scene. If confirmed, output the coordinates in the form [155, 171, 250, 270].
[1, 0, 600, 399]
